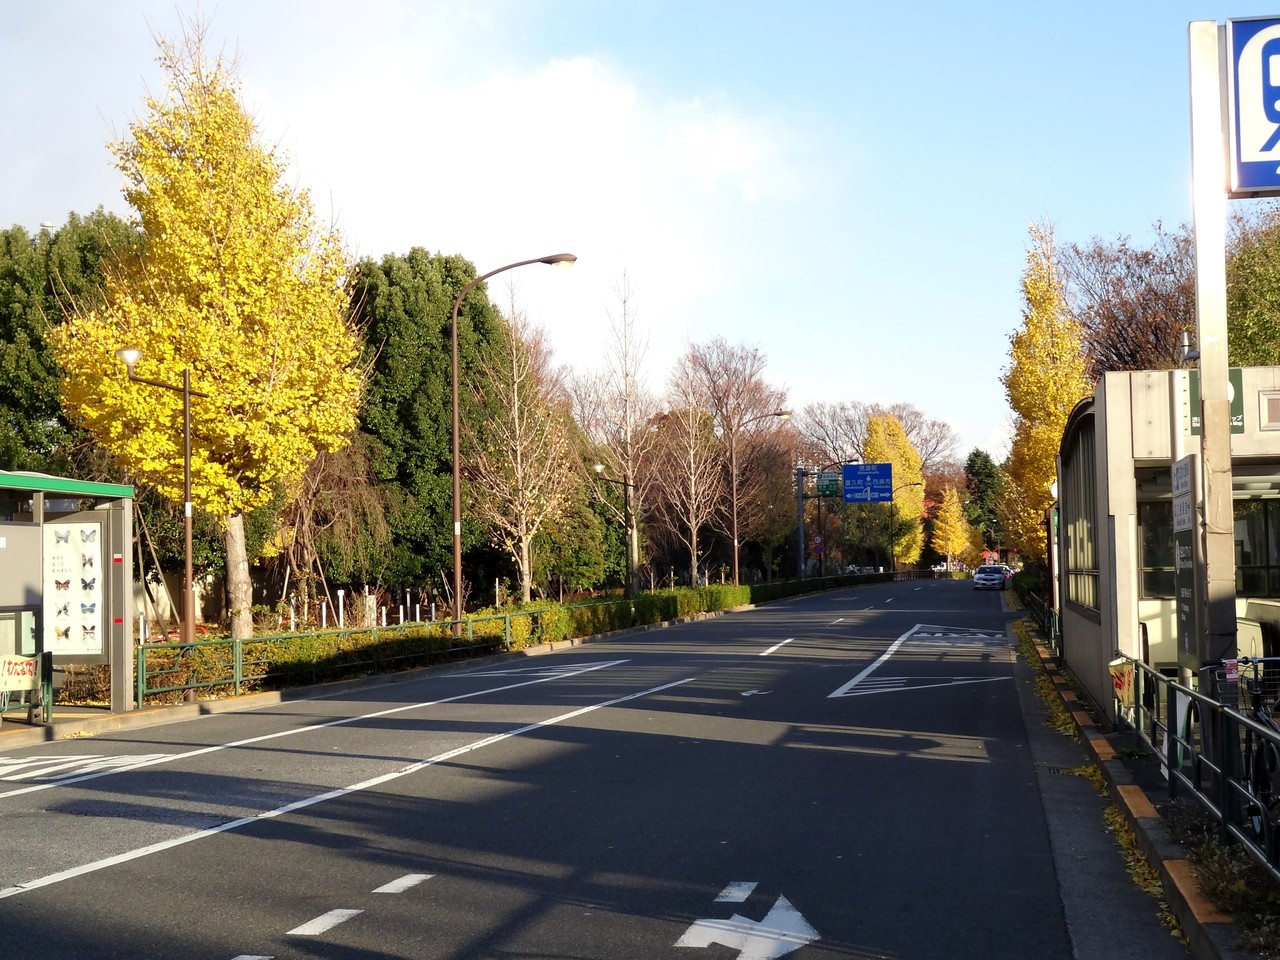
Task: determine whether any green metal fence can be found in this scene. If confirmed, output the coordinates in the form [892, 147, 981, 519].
[1022, 592, 1061, 657]
[136, 611, 545, 703]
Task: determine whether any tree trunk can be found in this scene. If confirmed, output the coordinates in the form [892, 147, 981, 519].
[225, 513, 253, 639]
[519, 537, 532, 604]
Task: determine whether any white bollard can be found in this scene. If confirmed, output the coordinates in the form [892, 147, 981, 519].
[290, 601, 296, 632]
[321, 601, 327, 629]
[415, 604, 421, 622]
[337, 589, 345, 628]
[398, 605, 404, 624]
[381, 606, 386, 627]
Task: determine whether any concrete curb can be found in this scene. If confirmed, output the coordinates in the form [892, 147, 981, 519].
[1029, 639, 1254, 960]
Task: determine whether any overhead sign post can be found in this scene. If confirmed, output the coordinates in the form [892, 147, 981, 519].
[1189, 20, 1243, 666]
[842, 463, 893, 503]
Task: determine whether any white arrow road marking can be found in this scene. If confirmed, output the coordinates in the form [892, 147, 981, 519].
[676, 894, 819, 959]
[760, 639, 792, 656]
[373, 873, 433, 893]
[830, 676, 1011, 698]
[288, 909, 363, 936]
[716, 881, 758, 902]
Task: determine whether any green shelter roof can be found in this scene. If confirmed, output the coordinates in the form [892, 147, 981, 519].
[0, 471, 133, 500]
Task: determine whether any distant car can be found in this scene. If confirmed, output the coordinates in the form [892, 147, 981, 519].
[973, 565, 1008, 590]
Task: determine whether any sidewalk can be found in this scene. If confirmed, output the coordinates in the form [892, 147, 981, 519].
[1028, 636, 1255, 960]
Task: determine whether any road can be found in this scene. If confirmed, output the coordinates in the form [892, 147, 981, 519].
[0, 580, 1187, 959]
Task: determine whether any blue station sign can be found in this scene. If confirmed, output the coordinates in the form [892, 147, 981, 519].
[1228, 17, 1280, 197]
[842, 463, 893, 503]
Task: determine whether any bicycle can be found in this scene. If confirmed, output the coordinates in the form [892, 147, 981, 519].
[1204, 656, 1280, 839]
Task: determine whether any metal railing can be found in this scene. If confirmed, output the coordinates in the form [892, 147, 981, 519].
[136, 611, 544, 704]
[1023, 592, 1061, 657]
[1119, 655, 1280, 883]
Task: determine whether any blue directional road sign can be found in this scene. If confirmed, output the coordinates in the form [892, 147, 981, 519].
[1228, 17, 1280, 197]
[842, 463, 893, 503]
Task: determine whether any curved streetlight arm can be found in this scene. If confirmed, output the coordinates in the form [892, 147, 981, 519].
[449, 253, 577, 625]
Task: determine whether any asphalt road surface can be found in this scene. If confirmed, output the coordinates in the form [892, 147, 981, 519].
[0, 580, 1189, 959]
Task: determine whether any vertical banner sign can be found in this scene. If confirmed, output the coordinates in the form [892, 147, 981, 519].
[1228, 17, 1280, 197]
[43, 522, 105, 656]
[1172, 455, 1199, 669]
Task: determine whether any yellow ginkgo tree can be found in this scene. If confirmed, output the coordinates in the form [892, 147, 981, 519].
[1000, 222, 1090, 562]
[930, 486, 971, 571]
[863, 414, 925, 567]
[50, 27, 362, 638]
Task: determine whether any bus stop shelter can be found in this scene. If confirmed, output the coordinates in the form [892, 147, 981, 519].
[0, 470, 135, 715]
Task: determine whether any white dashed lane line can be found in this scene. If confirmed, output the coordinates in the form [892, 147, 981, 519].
[373, 873, 433, 894]
[288, 909, 364, 936]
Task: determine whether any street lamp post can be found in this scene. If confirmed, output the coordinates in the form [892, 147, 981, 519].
[888, 481, 923, 574]
[449, 253, 576, 626]
[728, 409, 790, 587]
[116, 348, 209, 645]
[593, 464, 637, 598]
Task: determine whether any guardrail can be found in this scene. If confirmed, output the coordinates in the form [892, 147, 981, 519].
[1118, 655, 1280, 884]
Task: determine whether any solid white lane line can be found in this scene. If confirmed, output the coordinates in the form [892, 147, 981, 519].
[0, 676, 695, 900]
[716, 881, 757, 902]
[827, 625, 921, 699]
[373, 873, 433, 894]
[288, 909, 363, 936]
[760, 639, 793, 656]
[230, 955, 272, 959]
[0, 659, 630, 801]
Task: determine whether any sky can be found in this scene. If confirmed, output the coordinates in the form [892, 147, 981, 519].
[1, 1, 1262, 459]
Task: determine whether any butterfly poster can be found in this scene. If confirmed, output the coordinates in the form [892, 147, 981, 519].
[43, 521, 104, 655]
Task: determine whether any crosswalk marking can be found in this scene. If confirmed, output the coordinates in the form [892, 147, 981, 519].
[0, 754, 172, 782]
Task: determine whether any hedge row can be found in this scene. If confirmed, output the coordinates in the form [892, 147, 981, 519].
[132, 576, 892, 705]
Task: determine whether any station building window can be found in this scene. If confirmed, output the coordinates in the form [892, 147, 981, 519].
[1138, 501, 1175, 599]
[1061, 420, 1099, 611]
[1234, 498, 1280, 597]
